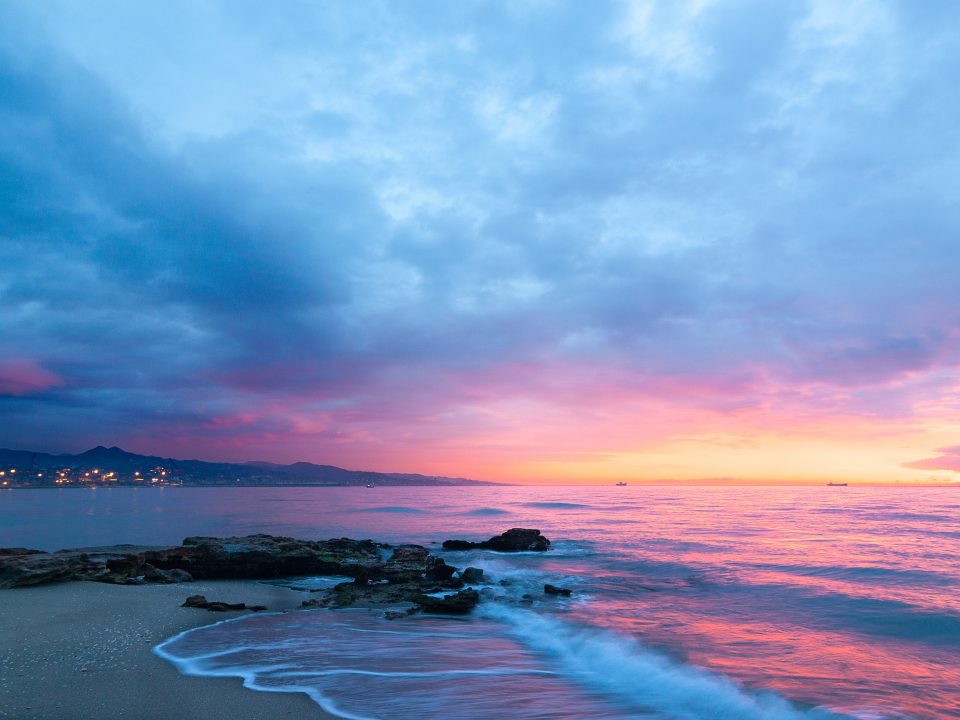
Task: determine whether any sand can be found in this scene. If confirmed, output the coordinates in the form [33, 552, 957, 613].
[0, 580, 336, 720]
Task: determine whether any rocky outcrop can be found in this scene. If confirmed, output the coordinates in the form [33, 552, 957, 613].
[0, 534, 383, 588]
[442, 528, 551, 552]
[167, 535, 384, 580]
[0, 529, 531, 618]
[544, 583, 572, 596]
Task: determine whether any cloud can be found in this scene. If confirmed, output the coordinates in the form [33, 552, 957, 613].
[0, 359, 62, 396]
[1, 1, 959, 479]
[903, 446, 960, 473]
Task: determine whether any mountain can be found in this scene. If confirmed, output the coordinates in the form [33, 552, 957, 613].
[0, 446, 494, 487]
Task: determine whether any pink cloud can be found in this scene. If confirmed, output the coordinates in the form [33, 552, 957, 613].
[0, 359, 62, 396]
[202, 413, 260, 429]
[903, 446, 960, 472]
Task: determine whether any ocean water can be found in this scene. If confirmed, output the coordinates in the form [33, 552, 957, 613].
[3, 485, 960, 719]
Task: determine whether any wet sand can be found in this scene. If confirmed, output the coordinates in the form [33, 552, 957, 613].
[0, 580, 335, 720]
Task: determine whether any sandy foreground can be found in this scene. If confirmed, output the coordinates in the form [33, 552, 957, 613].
[0, 580, 337, 720]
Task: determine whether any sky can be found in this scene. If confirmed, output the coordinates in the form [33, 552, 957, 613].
[1, 0, 959, 484]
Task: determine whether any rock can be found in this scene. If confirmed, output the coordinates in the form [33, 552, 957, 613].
[485, 529, 551, 552]
[141, 563, 192, 583]
[167, 568, 194, 583]
[0, 548, 43, 557]
[460, 567, 484, 583]
[440, 539, 474, 551]
[182, 595, 255, 612]
[0, 533, 480, 615]
[388, 545, 429, 563]
[424, 556, 457, 581]
[544, 584, 572, 596]
[0, 534, 384, 588]
[353, 563, 387, 586]
[0, 551, 77, 587]
[413, 589, 480, 614]
[169, 534, 384, 579]
[140, 563, 166, 582]
[442, 528, 551, 553]
[385, 546, 430, 578]
[203, 601, 248, 612]
[303, 581, 361, 609]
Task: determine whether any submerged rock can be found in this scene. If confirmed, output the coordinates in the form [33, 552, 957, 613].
[442, 528, 551, 552]
[544, 584, 572, 596]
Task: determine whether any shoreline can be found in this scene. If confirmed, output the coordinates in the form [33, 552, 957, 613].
[0, 580, 335, 720]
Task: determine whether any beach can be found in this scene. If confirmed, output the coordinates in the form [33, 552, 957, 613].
[0, 580, 333, 720]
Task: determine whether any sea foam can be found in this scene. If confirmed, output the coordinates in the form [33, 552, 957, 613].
[480, 604, 850, 720]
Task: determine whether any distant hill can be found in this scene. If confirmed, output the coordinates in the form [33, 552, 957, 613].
[0, 446, 494, 487]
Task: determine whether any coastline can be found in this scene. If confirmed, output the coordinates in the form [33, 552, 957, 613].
[0, 580, 334, 720]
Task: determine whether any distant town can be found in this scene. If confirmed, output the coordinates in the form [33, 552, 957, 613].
[0, 446, 493, 488]
[0, 465, 179, 488]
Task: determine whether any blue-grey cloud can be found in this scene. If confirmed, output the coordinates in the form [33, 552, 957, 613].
[1, 0, 959, 467]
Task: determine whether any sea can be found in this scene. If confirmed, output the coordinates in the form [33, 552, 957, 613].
[2, 485, 959, 720]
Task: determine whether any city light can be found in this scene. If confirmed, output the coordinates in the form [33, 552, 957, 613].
[4, 465, 179, 487]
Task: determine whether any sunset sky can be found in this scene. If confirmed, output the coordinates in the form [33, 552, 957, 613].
[1, 1, 959, 483]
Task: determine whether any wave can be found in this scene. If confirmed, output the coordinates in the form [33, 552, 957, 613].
[260, 575, 354, 592]
[154, 611, 630, 719]
[460, 508, 511, 516]
[363, 506, 427, 514]
[521, 502, 593, 509]
[748, 563, 955, 586]
[480, 605, 850, 720]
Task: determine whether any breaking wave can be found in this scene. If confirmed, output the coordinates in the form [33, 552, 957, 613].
[479, 605, 849, 720]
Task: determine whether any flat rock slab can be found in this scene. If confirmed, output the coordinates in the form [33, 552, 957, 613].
[0, 534, 384, 588]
